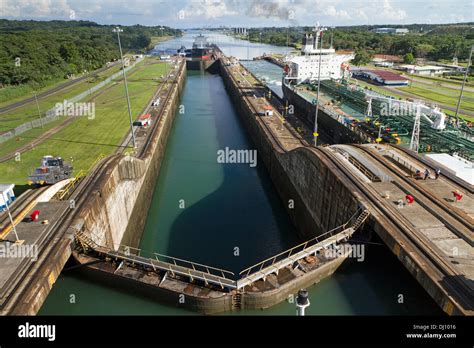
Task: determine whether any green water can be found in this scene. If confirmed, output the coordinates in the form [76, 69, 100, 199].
[39, 68, 442, 316]
[138, 71, 298, 273]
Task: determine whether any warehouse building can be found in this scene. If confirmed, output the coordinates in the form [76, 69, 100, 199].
[351, 69, 409, 86]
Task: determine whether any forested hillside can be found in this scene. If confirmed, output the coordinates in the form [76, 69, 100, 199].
[245, 23, 474, 61]
[0, 20, 179, 87]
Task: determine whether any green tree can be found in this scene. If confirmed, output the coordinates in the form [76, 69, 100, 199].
[352, 49, 373, 66]
[59, 43, 79, 64]
[404, 52, 415, 64]
[415, 44, 434, 58]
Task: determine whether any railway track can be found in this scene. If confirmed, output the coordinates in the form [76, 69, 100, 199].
[226, 62, 309, 152]
[2, 154, 119, 313]
[0, 62, 121, 115]
[3, 59, 182, 313]
[354, 144, 474, 246]
[3, 60, 185, 312]
[392, 144, 474, 195]
[137, 60, 184, 158]
[0, 187, 47, 238]
[313, 146, 473, 313]
[0, 118, 76, 163]
[224, 60, 473, 314]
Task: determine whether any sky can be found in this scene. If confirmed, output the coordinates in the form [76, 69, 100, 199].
[1, 0, 473, 28]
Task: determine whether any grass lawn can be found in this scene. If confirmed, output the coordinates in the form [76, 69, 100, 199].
[351, 78, 474, 122]
[0, 118, 65, 157]
[0, 64, 124, 129]
[0, 77, 67, 107]
[0, 58, 170, 184]
[0, 64, 123, 108]
[399, 82, 474, 112]
[405, 73, 474, 87]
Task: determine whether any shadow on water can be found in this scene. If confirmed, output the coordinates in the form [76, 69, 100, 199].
[142, 70, 299, 274]
[41, 48, 445, 315]
[328, 241, 444, 315]
[143, 70, 443, 315]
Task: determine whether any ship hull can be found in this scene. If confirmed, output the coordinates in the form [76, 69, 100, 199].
[186, 58, 216, 71]
[282, 82, 371, 144]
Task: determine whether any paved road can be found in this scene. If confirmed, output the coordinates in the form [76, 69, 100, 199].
[0, 62, 120, 114]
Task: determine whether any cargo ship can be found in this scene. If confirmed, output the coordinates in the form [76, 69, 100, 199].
[185, 34, 216, 71]
[281, 25, 361, 144]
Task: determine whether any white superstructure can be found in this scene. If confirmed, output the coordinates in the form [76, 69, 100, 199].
[284, 25, 354, 84]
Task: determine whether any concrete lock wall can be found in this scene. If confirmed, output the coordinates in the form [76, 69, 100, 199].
[76, 61, 186, 249]
[53, 58, 361, 314]
[242, 255, 347, 310]
[283, 84, 371, 145]
[218, 60, 360, 239]
[79, 265, 234, 314]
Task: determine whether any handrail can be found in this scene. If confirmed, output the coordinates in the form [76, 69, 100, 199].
[75, 209, 370, 289]
[54, 153, 106, 200]
[238, 208, 367, 277]
[114, 244, 235, 277]
[332, 147, 380, 182]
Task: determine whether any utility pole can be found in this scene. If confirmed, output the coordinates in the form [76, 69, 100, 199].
[33, 91, 43, 128]
[313, 25, 327, 146]
[113, 27, 136, 148]
[454, 45, 473, 124]
[410, 104, 421, 153]
[4, 201, 21, 243]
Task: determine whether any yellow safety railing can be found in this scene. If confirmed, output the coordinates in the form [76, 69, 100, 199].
[54, 153, 105, 200]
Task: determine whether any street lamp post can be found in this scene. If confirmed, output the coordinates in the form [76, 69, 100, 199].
[113, 26, 136, 148]
[313, 25, 327, 146]
[4, 201, 21, 243]
[454, 45, 474, 124]
[33, 91, 43, 128]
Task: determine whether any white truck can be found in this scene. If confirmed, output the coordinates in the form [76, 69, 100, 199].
[152, 98, 161, 107]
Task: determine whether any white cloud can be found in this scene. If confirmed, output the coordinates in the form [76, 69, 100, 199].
[0, 0, 470, 27]
[182, 0, 239, 20]
[324, 5, 350, 20]
[354, 9, 368, 21]
[381, 0, 407, 21]
[2, 0, 72, 18]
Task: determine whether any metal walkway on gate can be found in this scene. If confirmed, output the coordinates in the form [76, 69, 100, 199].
[75, 232, 237, 289]
[236, 209, 370, 289]
[75, 209, 370, 291]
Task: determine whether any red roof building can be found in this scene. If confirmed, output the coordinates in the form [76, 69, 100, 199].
[352, 69, 409, 86]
